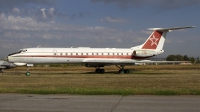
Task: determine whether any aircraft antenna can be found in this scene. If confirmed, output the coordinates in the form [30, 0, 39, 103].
[37, 45, 41, 48]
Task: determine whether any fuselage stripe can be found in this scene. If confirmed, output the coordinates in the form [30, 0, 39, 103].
[14, 55, 153, 59]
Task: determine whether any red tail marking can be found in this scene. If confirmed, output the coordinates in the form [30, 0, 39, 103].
[142, 31, 163, 49]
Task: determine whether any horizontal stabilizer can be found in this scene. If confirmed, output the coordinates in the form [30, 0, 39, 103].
[148, 26, 195, 31]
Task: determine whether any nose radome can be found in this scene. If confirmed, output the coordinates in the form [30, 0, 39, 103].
[6, 56, 9, 61]
[7, 56, 11, 62]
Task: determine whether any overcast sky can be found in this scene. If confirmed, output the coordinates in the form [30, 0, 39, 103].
[0, 0, 199, 58]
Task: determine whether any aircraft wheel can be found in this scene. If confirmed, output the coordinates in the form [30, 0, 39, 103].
[119, 69, 130, 74]
[100, 69, 105, 73]
[26, 72, 31, 76]
[95, 69, 105, 73]
[119, 70, 124, 74]
[95, 69, 99, 73]
[95, 69, 101, 73]
[124, 69, 130, 74]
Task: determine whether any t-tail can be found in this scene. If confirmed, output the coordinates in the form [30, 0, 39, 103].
[132, 26, 195, 58]
[141, 26, 195, 50]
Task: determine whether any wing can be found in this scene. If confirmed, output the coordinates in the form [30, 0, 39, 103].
[82, 59, 183, 67]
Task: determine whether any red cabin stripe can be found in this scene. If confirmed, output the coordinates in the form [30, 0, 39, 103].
[15, 55, 153, 60]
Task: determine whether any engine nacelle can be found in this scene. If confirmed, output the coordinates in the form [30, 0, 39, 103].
[133, 50, 157, 57]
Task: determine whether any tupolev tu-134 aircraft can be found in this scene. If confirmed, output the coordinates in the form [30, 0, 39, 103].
[7, 26, 195, 74]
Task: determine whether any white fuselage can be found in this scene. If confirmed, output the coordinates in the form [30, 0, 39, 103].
[8, 47, 161, 66]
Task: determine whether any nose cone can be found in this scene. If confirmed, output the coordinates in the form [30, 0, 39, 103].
[7, 56, 9, 62]
[5, 56, 16, 68]
[5, 56, 9, 61]
[7, 56, 12, 62]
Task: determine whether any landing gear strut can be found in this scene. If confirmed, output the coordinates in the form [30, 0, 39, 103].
[115, 65, 130, 74]
[95, 67, 105, 73]
[25, 64, 33, 76]
[26, 66, 31, 76]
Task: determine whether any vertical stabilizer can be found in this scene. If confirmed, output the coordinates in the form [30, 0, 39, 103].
[141, 31, 164, 50]
[140, 26, 195, 50]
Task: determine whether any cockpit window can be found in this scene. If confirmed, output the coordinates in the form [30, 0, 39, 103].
[8, 49, 26, 56]
[18, 49, 23, 53]
[22, 49, 27, 52]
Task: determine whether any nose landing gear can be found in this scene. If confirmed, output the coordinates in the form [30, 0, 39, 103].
[25, 64, 33, 76]
[26, 66, 31, 76]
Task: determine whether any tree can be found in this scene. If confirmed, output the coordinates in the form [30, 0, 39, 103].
[166, 55, 175, 61]
[189, 57, 195, 64]
[183, 55, 189, 61]
[166, 54, 184, 61]
[166, 54, 198, 64]
[175, 54, 184, 61]
[196, 57, 200, 63]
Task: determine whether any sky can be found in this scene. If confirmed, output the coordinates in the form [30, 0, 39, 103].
[0, 0, 200, 59]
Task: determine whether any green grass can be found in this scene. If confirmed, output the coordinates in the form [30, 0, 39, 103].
[1, 88, 200, 95]
[1, 65, 200, 95]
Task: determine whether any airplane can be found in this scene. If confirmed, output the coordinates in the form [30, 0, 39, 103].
[0, 60, 16, 73]
[7, 26, 195, 75]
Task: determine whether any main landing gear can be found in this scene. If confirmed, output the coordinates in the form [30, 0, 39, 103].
[95, 67, 105, 73]
[94, 65, 130, 74]
[115, 65, 130, 74]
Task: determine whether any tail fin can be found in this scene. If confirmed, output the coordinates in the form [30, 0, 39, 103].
[140, 26, 195, 50]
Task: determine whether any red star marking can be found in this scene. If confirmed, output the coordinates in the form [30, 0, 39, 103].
[149, 35, 159, 46]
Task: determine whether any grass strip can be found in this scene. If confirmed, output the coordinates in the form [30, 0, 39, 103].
[1, 88, 200, 95]
[2, 65, 200, 95]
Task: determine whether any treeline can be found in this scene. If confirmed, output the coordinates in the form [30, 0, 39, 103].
[166, 54, 198, 64]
